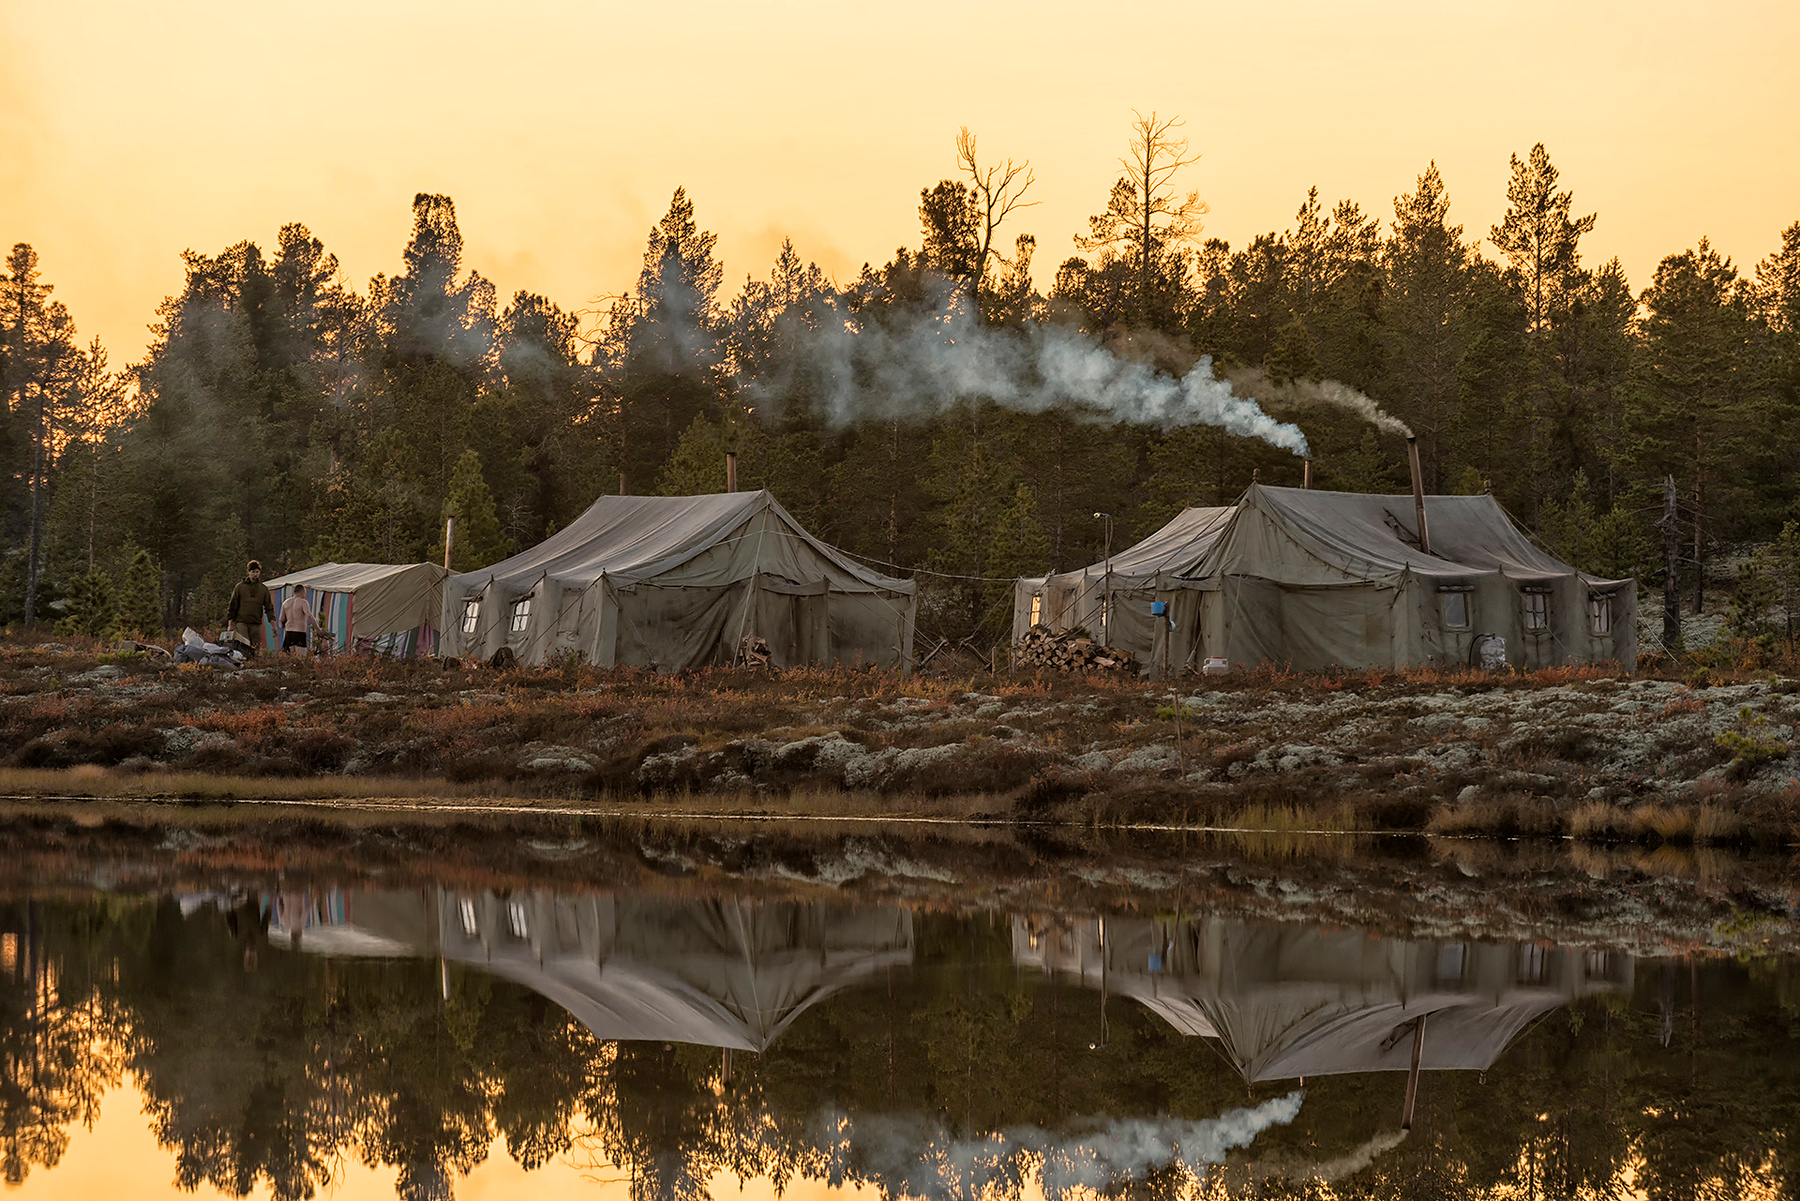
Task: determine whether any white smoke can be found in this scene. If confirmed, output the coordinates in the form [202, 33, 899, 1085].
[806, 1090, 1305, 1200]
[749, 289, 1310, 457]
[1225, 366, 1413, 439]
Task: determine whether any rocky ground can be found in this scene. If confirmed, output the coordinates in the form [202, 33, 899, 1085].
[4, 638, 1800, 843]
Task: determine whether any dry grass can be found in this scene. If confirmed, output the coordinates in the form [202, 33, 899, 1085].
[1569, 800, 1629, 841]
[1426, 794, 1563, 837]
[0, 767, 530, 803]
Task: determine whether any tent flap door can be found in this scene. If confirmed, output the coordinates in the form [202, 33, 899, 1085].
[754, 575, 830, 667]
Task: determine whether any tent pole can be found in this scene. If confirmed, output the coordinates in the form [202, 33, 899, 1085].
[1402, 1012, 1427, 1130]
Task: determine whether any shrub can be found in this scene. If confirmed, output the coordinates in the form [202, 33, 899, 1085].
[1716, 706, 1790, 778]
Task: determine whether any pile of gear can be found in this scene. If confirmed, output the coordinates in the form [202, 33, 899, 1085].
[1012, 625, 1138, 673]
[172, 627, 249, 669]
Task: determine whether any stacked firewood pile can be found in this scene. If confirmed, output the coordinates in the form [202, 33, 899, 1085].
[1013, 625, 1137, 673]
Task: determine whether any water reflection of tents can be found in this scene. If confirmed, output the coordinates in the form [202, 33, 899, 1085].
[1014, 915, 1632, 1084]
[273, 890, 912, 1051]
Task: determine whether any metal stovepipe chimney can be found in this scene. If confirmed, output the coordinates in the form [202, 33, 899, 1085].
[1406, 436, 1431, 555]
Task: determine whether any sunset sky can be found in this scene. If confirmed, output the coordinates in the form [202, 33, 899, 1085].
[3, 0, 1797, 366]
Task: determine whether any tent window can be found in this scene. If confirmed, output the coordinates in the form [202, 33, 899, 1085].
[1588, 594, 1613, 635]
[506, 899, 529, 940]
[1438, 587, 1471, 630]
[1029, 595, 1042, 626]
[1517, 943, 1548, 986]
[461, 599, 481, 636]
[1522, 590, 1549, 632]
[509, 597, 532, 633]
[458, 897, 478, 938]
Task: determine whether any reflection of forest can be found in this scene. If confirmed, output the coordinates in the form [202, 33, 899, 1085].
[0, 892, 1796, 1201]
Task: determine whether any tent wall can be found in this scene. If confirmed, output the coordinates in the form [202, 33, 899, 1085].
[826, 591, 916, 671]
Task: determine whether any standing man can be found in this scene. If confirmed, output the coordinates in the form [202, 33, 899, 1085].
[227, 560, 275, 655]
[278, 586, 314, 655]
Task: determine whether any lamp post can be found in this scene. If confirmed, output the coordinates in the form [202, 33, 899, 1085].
[1094, 512, 1113, 646]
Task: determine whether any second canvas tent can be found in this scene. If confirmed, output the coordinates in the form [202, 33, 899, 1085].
[442, 490, 915, 671]
[265, 562, 448, 657]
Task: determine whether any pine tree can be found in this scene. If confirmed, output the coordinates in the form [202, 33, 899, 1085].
[983, 484, 1051, 625]
[435, 449, 506, 571]
[115, 547, 164, 635]
[53, 566, 116, 639]
[1383, 164, 1477, 493]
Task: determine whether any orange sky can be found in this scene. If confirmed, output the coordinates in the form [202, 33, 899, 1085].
[3, 0, 1797, 367]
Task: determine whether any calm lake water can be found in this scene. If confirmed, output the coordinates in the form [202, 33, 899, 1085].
[0, 816, 1795, 1200]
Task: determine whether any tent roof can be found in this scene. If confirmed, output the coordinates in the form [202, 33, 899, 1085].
[1216, 485, 1627, 587]
[267, 562, 447, 591]
[1039, 506, 1237, 588]
[449, 490, 912, 596]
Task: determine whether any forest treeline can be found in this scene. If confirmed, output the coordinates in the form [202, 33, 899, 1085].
[3, 115, 1798, 642]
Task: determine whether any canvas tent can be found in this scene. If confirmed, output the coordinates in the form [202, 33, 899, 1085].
[1012, 505, 1235, 666]
[1177, 484, 1638, 673]
[264, 562, 448, 657]
[272, 888, 914, 1052]
[1013, 914, 1632, 1082]
[440, 490, 915, 671]
[1017, 485, 1637, 675]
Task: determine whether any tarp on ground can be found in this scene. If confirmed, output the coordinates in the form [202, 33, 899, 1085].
[440, 490, 916, 671]
[1188, 484, 1638, 673]
[264, 562, 447, 656]
[1013, 506, 1235, 664]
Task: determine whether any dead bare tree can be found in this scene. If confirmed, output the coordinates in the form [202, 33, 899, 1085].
[956, 128, 1037, 303]
[1076, 111, 1208, 324]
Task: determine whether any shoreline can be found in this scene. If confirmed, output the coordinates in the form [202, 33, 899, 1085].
[4, 639, 1800, 846]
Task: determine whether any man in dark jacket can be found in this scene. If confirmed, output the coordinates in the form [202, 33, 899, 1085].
[226, 561, 275, 654]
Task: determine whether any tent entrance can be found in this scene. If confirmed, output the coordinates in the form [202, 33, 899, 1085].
[752, 575, 830, 667]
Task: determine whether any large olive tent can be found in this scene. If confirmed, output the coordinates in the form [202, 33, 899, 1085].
[441, 490, 916, 670]
[1012, 505, 1235, 665]
[264, 562, 448, 657]
[1017, 486, 1637, 675]
[1174, 484, 1638, 673]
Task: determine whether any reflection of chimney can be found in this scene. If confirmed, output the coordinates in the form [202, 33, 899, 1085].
[1303, 459, 1313, 490]
[725, 451, 738, 493]
[1406, 437, 1431, 555]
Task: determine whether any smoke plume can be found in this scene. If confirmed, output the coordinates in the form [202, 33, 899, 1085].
[1224, 366, 1412, 438]
[806, 1090, 1305, 1200]
[747, 289, 1310, 457]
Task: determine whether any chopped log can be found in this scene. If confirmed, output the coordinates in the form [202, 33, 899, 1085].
[1012, 624, 1138, 673]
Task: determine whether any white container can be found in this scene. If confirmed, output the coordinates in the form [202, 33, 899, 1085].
[1202, 656, 1230, 676]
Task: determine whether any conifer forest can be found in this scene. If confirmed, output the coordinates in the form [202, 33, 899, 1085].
[5, 118, 1798, 647]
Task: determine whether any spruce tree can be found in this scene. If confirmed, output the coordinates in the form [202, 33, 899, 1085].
[115, 547, 164, 635]
[435, 449, 506, 571]
[53, 566, 116, 639]
[984, 484, 1051, 625]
